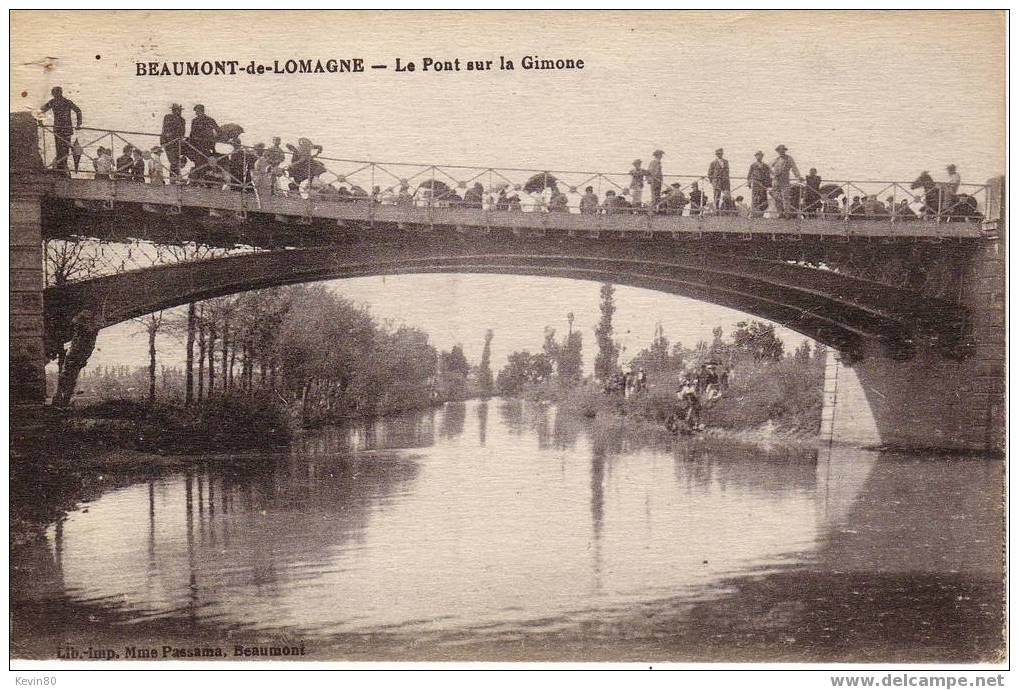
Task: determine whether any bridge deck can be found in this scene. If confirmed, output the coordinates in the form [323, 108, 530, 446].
[42, 177, 985, 241]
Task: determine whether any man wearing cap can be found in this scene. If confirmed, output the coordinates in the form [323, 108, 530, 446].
[40, 86, 83, 172]
[160, 104, 187, 179]
[661, 183, 688, 215]
[188, 104, 220, 183]
[647, 150, 665, 209]
[945, 164, 961, 195]
[771, 144, 803, 219]
[747, 151, 772, 217]
[707, 148, 730, 211]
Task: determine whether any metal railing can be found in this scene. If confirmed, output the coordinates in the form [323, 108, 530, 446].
[35, 122, 989, 226]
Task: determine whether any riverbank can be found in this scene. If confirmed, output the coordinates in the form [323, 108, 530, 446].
[520, 381, 822, 450]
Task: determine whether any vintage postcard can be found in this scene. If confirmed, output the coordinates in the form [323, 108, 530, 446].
[8, 9, 1007, 672]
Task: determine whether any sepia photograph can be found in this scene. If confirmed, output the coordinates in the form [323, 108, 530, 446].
[8, 9, 1007, 673]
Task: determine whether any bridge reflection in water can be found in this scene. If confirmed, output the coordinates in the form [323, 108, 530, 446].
[12, 401, 1003, 661]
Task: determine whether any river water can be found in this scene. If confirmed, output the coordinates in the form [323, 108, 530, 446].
[11, 400, 1004, 662]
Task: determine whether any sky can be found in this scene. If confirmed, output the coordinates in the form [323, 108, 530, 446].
[11, 10, 1005, 373]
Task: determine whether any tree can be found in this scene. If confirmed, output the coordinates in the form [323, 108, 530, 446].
[558, 316, 583, 385]
[46, 239, 102, 287]
[631, 323, 683, 375]
[131, 311, 164, 405]
[46, 239, 104, 373]
[496, 350, 552, 395]
[439, 344, 471, 400]
[594, 282, 619, 381]
[476, 329, 494, 396]
[162, 242, 224, 402]
[184, 302, 196, 404]
[732, 320, 785, 361]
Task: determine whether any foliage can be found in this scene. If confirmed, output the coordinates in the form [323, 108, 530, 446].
[594, 282, 619, 381]
[82, 284, 446, 427]
[630, 323, 684, 377]
[496, 350, 553, 395]
[73, 393, 290, 453]
[436, 344, 471, 401]
[540, 316, 584, 386]
[703, 355, 824, 432]
[731, 320, 785, 361]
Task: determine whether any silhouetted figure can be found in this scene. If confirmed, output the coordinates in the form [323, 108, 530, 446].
[40, 86, 82, 172]
[115, 145, 134, 180]
[188, 104, 219, 183]
[161, 103, 186, 179]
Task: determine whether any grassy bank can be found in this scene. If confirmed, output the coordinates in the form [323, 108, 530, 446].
[67, 394, 291, 454]
[518, 355, 824, 447]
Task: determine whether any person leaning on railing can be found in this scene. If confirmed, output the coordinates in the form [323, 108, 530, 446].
[655, 183, 688, 216]
[93, 146, 114, 180]
[548, 185, 569, 213]
[114, 145, 134, 180]
[579, 186, 599, 214]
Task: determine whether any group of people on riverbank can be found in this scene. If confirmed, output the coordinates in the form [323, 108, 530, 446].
[600, 360, 730, 434]
[667, 361, 729, 435]
[40, 89, 970, 221]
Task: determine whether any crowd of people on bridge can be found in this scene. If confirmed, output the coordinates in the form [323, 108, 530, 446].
[39, 89, 981, 222]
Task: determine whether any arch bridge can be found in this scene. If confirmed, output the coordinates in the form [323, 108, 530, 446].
[9, 114, 1005, 453]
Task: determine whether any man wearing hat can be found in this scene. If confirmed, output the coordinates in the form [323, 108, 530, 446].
[662, 182, 688, 215]
[707, 148, 730, 211]
[647, 150, 665, 209]
[747, 151, 772, 217]
[188, 104, 220, 183]
[160, 103, 186, 179]
[946, 164, 961, 195]
[771, 144, 803, 219]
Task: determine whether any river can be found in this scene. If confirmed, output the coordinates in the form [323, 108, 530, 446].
[10, 399, 1004, 662]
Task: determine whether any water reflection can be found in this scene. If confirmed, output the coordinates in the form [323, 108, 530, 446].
[476, 400, 489, 446]
[440, 402, 466, 439]
[30, 400, 1001, 652]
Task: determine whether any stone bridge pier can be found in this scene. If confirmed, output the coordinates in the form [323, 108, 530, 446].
[10, 188, 47, 427]
[822, 179, 1005, 454]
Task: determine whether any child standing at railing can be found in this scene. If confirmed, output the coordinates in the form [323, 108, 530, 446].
[94, 147, 114, 180]
[147, 147, 166, 185]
